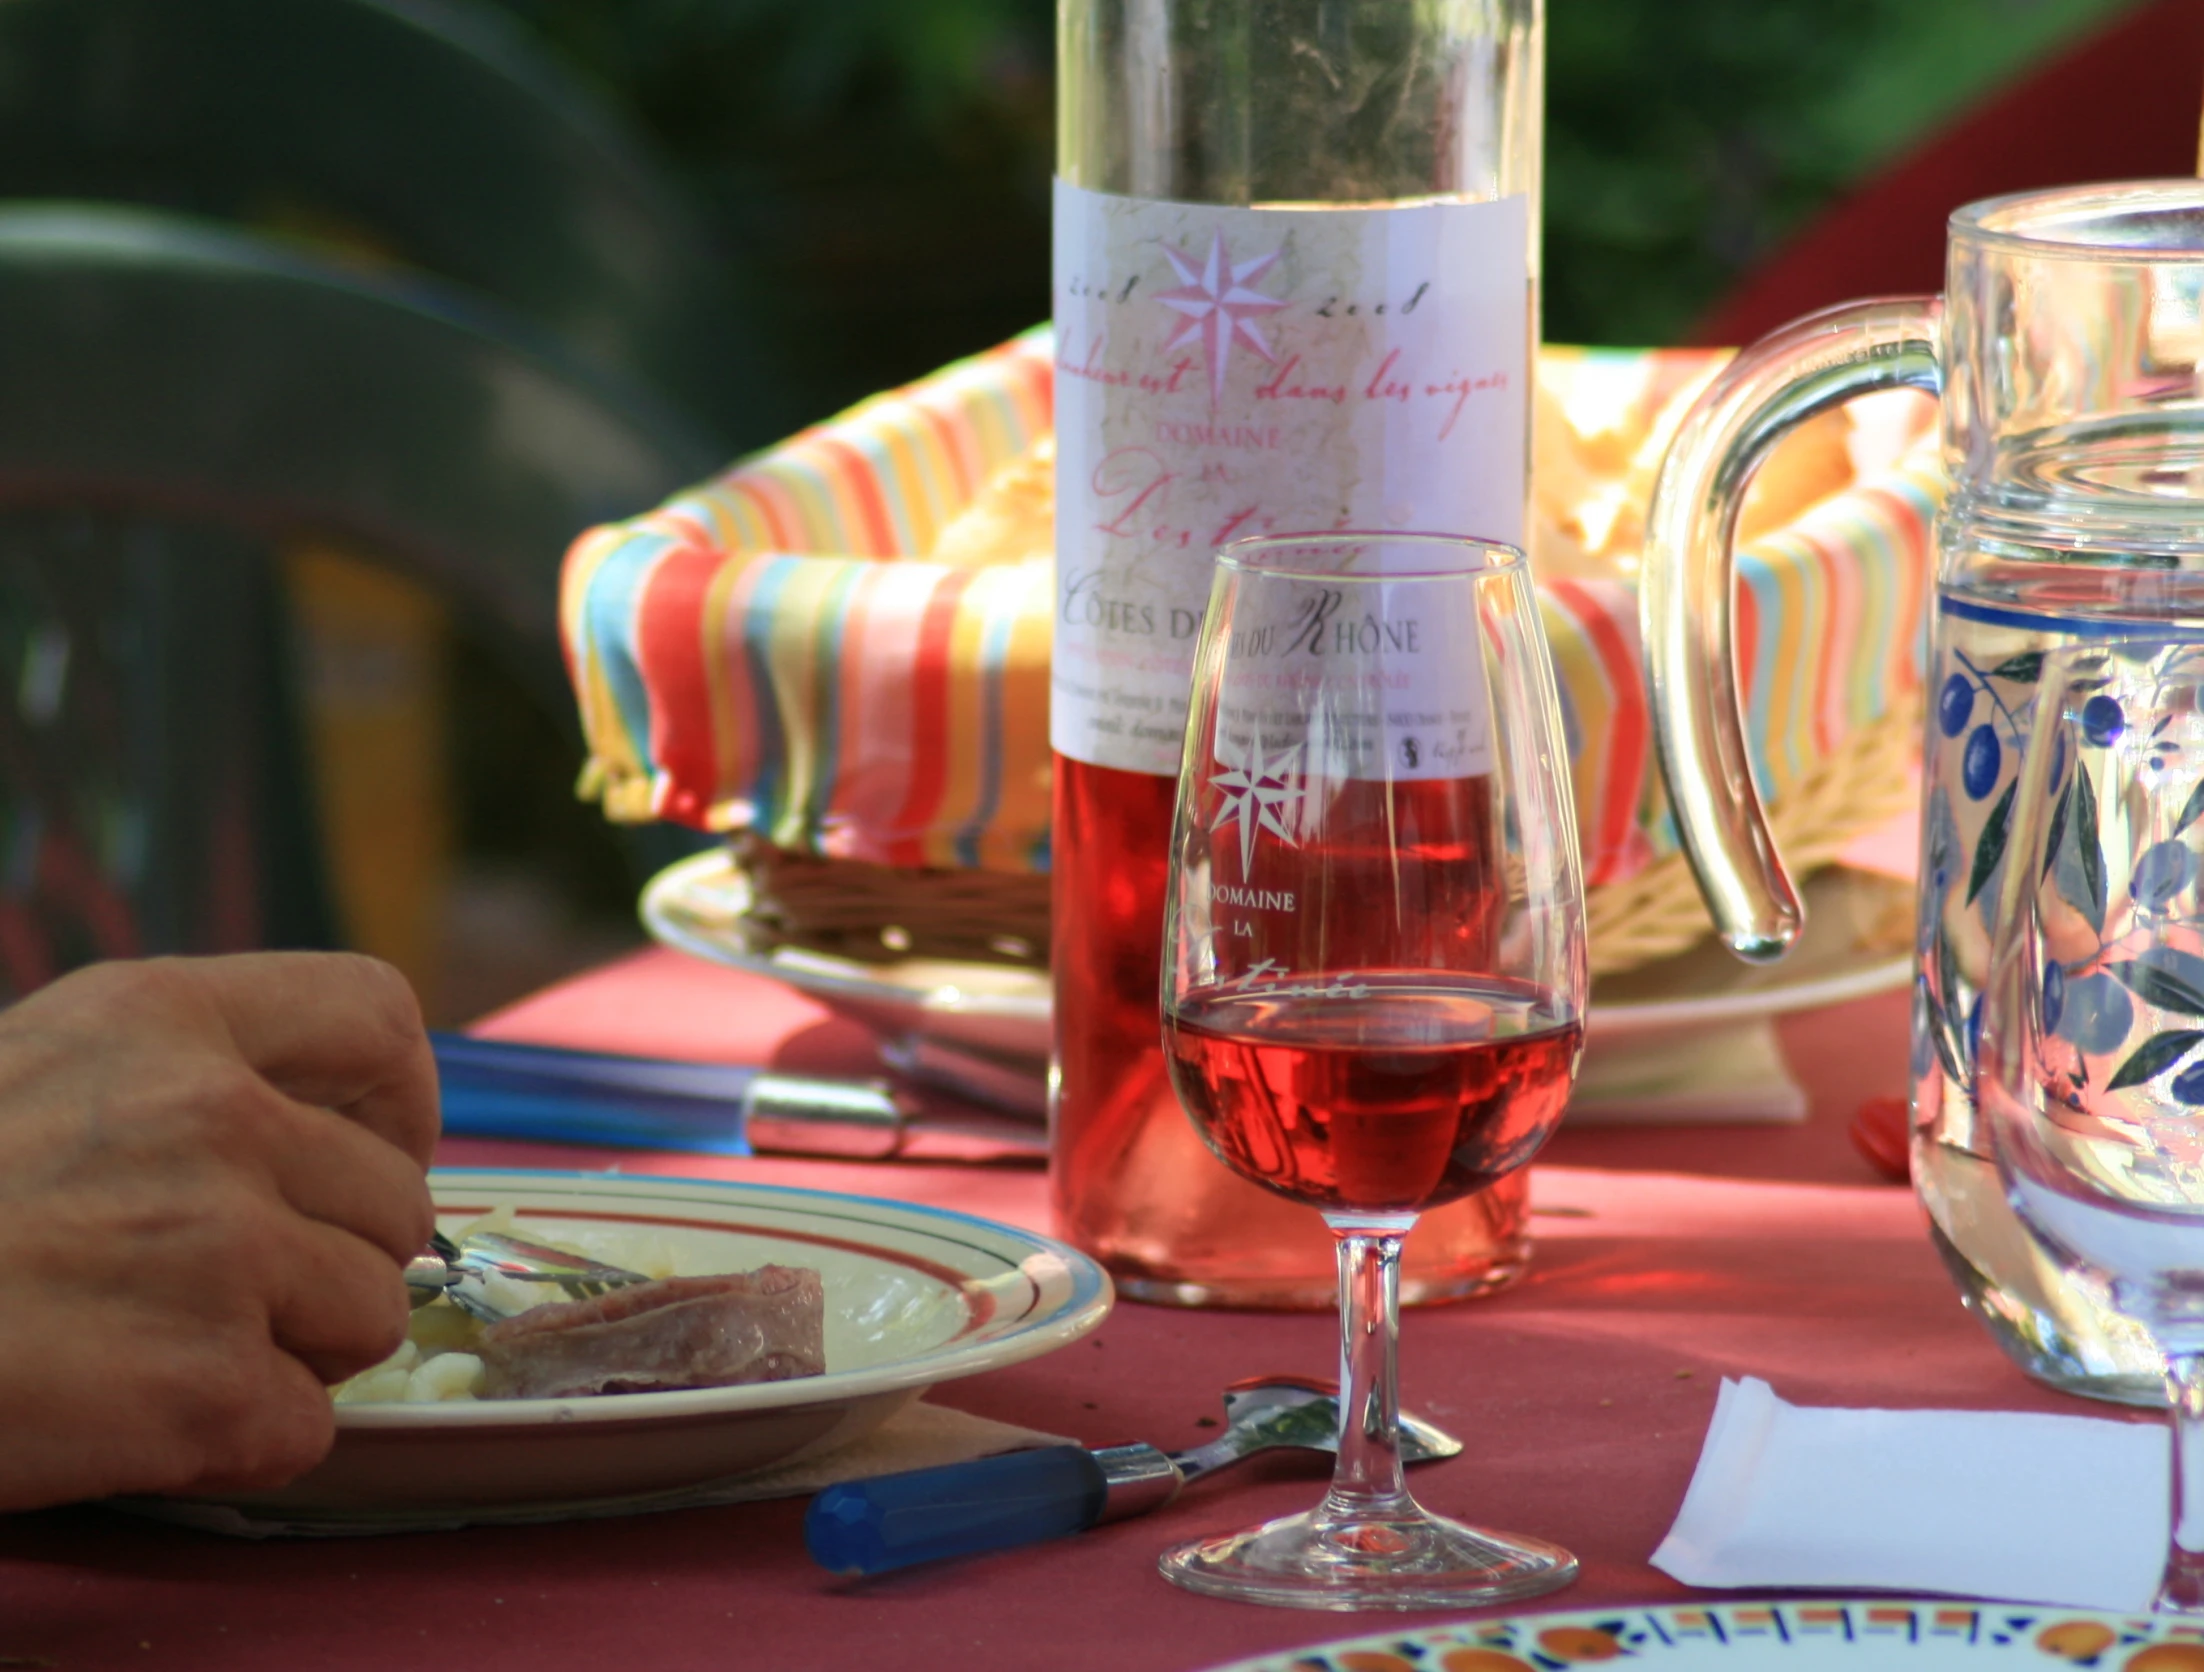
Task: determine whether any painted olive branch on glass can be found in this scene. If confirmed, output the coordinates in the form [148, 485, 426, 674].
[1965, 659, 2119, 909]
[1921, 649, 2056, 1087]
[2030, 680, 2204, 1099]
[1923, 649, 2152, 1102]
[1940, 652, 2048, 908]
[1943, 649, 2039, 742]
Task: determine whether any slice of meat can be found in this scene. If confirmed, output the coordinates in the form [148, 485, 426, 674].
[475, 1266, 826, 1399]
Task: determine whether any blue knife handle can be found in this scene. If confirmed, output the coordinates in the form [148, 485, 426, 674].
[804, 1447, 1107, 1575]
[430, 1032, 759, 1155]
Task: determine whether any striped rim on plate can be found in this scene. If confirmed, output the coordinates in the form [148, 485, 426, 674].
[334, 1168, 1112, 1430]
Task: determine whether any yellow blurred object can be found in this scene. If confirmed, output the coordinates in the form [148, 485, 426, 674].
[931, 358, 1902, 588]
[285, 546, 452, 1008]
[1527, 348, 1906, 583]
[929, 434, 1056, 567]
[259, 212, 454, 1010]
[1736, 409, 1859, 541]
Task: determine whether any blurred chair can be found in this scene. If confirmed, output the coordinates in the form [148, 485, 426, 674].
[1695, 0, 2204, 345]
[0, 0, 758, 1007]
[0, 204, 720, 1001]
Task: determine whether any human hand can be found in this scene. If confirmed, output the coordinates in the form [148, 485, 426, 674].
[0, 954, 438, 1512]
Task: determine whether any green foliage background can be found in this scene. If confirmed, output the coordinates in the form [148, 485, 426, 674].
[496, 0, 2145, 424]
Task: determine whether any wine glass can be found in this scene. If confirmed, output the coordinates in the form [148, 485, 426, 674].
[1979, 641, 2204, 1612]
[1156, 530, 1586, 1610]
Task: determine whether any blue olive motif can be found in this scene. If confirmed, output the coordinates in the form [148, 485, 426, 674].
[2082, 694, 2126, 747]
[1961, 724, 2002, 801]
[2057, 972, 2134, 1054]
[2133, 840, 2198, 911]
[2172, 1059, 2204, 1107]
[2042, 962, 2066, 1033]
[1937, 673, 1975, 739]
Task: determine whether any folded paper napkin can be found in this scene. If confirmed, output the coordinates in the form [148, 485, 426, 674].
[117, 1400, 1067, 1539]
[1652, 1377, 2170, 1611]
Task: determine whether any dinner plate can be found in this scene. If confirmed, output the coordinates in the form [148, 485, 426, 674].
[142, 1169, 1110, 1532]
[1197, 1599, 2188, 1671]
[640, 847, 1911, 1067]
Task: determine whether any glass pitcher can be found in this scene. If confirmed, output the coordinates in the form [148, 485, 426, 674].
[1643, 180, 2204, 1405]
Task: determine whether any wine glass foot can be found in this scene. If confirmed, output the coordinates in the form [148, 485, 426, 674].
[1157, 1497, 1578, 1612]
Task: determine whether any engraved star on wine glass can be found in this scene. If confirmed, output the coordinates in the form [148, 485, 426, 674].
[1209, 734, 1305, 872]
[1157, 230, 1289, 406]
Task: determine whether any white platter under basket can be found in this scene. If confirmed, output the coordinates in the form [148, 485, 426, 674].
[134, 1169, 1110, 1533]
[641, 847, 1911, 1071]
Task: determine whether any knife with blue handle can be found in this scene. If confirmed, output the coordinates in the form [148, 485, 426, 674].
[804, 1444, 1183, 1575]
[430, 1031, 1042, 1160]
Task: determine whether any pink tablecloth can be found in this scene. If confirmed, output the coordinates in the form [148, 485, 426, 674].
[0, 952, 2134, 1672]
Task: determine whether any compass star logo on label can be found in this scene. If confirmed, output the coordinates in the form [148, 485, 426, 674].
[1156, 229, 1288, 406]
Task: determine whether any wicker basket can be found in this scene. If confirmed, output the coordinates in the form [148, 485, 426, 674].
[1581, 694, 1918, 975]
[732, 689, 1921, 979]
[733, 833, 1052, 969]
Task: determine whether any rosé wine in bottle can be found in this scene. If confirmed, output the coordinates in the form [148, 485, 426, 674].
[1050, 0, 1542, 1304]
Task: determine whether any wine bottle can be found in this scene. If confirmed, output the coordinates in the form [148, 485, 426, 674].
[1051, 0, 1545, 1305]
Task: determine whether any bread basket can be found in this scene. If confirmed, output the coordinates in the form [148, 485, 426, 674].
[563, 329, 1934, 977]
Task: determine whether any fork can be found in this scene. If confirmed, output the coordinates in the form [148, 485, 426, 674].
[403, 1229, 651, 1323]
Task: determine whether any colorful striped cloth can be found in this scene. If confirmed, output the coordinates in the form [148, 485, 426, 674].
[564, 329, 1055, 874]
[561, 331, 1939, 888]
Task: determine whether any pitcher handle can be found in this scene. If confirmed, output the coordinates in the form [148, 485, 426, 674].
[1640, 296, 1943, 962]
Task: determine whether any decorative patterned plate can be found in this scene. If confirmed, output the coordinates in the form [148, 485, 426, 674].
[138, 1168, 1110, 1531]
[1198, 1599, 2200, 1672]
[640, 848, 1910, 1067]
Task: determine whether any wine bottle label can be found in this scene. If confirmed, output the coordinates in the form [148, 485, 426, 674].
[1211, 560, 1495, 787]
[1051, 179, 1529, 777]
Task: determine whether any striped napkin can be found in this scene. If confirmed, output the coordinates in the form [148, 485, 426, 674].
[559, 331, 1942, 898]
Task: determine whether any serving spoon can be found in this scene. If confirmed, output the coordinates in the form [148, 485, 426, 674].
[805, 1373, 1463, 1576]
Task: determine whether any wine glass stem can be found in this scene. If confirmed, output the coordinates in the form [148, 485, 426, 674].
[1323, 1216, 1416, 1518]
[2163, 1352, 2204, 1612]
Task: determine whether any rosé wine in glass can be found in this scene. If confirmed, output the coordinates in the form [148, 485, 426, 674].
[1166, 973, 1579, 1215]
